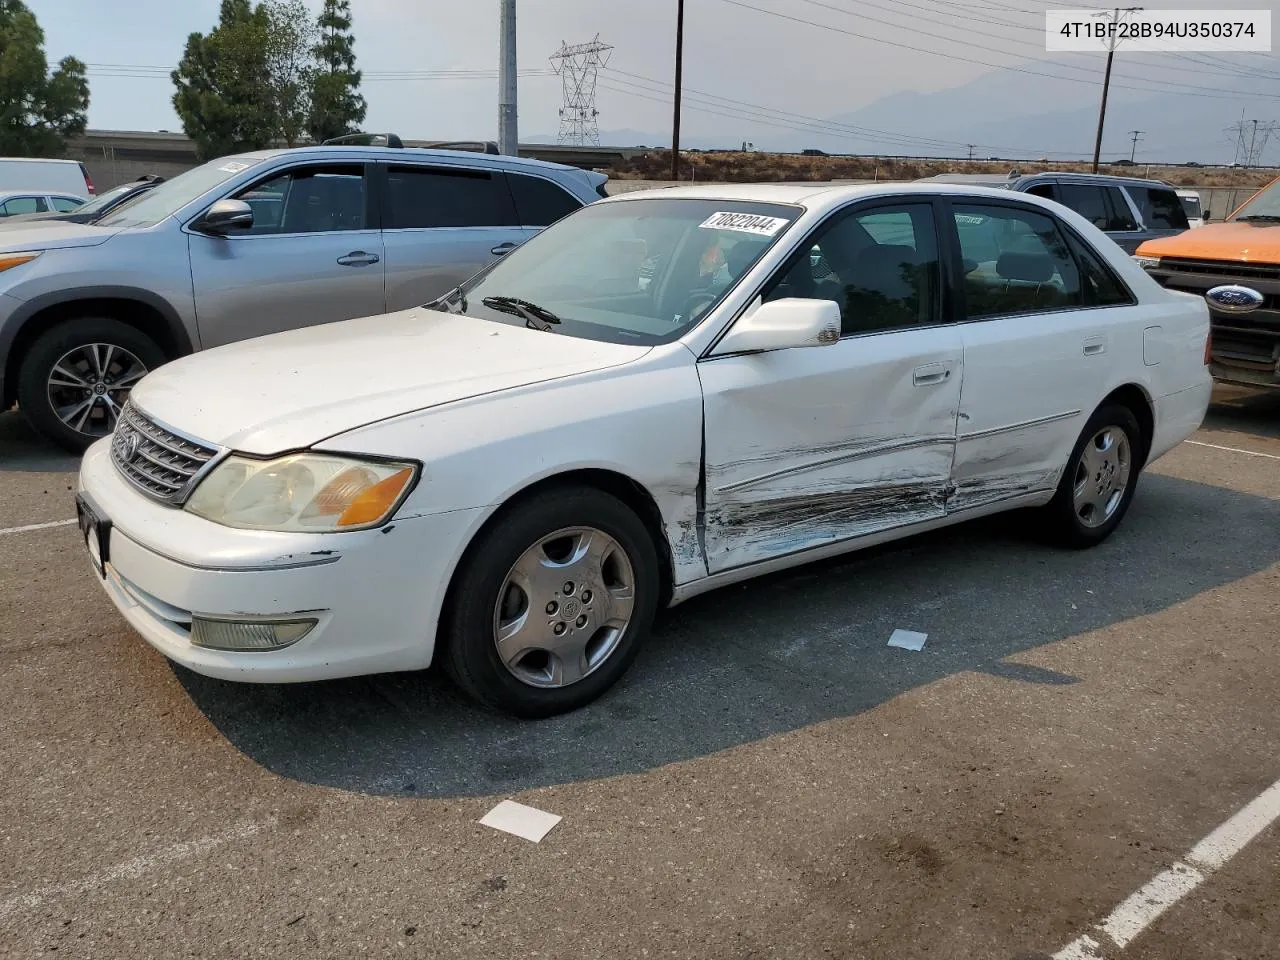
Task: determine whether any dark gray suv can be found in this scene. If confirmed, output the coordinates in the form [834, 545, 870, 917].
[918, 172, 1189, 254]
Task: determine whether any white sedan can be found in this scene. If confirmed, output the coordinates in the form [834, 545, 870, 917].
[76, 183, 1214, 717]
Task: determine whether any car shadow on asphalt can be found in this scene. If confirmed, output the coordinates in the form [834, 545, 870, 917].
[174, 472, 1280, 799]
[1203, 386, 1280, 439]
[0, 411, 79, 473]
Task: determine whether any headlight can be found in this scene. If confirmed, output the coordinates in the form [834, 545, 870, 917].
[185, 453, 418, 532]
[1132, 255, 1161, 270]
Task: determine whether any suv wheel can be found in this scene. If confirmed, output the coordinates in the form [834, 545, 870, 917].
[16, 317, 164, 453]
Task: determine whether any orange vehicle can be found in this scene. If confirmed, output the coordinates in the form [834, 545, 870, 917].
[1135, 177, 1280, 388]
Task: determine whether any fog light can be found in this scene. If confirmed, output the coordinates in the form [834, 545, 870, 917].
[190, 616, 318, 651]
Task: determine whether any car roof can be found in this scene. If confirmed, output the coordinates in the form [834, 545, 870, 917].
[228, 145, 593, 176]
[597, 181, 1051, 211]
[0, 189, 82, 199]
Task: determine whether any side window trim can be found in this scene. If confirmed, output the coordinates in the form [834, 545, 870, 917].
[942, 196, 1107, 323]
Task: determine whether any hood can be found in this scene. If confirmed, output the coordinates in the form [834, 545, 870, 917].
[1137, 220, 1280, 264]
[0, 221, 116, 251]
[130, 307, 652, 453]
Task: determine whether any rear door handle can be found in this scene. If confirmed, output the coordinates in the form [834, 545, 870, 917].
[491, 242, 519, 256]
[913, 362, 953, 386]
[1083, 336, 1106, 356]
[337, 251, 380, 267]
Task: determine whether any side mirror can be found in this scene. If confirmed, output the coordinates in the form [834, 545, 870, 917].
[194, 198, 254, 235]
[712, 297, 841, 355]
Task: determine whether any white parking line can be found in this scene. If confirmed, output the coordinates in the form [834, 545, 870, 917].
[0, 518, 77, 536]
[1052, 776, 1280, 958]
[1185, 440, 1280, 460]
[0, 819, 274, 923]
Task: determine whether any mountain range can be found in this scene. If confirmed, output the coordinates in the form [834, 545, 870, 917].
[529, 56, 1276, 164]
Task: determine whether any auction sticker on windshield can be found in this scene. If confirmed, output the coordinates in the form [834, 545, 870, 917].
[699, 212, 790, 236]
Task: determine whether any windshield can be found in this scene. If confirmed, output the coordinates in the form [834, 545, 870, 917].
[436, 197, 803, 345]
[75, 182, 142, 216]
[95, 157, 265, 228]
[1232, 179, 1280, 220]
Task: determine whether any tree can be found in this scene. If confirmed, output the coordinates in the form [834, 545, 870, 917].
[263, 0, 317, 147]
[0, 0, 89, 156]
[171, 0, 276, 160]
[308, 0, 366, 144]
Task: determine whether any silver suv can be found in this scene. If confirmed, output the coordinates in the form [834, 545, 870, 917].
[0, 144, 607, 451]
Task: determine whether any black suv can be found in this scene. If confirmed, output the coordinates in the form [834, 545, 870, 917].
[918, 171, 1189, 253]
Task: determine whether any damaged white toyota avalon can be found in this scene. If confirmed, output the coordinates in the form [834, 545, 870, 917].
[76, 183, 1214, 717]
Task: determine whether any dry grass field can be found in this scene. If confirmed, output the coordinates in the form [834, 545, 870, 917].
[610, 150, 1278, 188]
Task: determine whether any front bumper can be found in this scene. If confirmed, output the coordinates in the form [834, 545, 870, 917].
[77, 438, 484, 683]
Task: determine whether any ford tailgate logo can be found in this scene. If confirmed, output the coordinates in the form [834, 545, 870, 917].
[1206, 284, 1264, 314]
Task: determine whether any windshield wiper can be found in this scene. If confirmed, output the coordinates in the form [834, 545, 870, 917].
[1235, 214, 1280, 222]
[481, 295, 563, 330]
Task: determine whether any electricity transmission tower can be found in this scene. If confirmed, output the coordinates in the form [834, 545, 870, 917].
[550, 36, 613, 146]
[1225, 118, 1279, 167]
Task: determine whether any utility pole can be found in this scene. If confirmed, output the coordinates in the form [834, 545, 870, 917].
[1091, 7, 1142, 173]
[672, 0, 685, 181]
[498, 0, 518, 156]
[1128, 130, 1143, 162]
[967, 144, 975, 160]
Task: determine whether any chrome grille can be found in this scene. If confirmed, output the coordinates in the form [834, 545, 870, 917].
[110, 403, 219, 504]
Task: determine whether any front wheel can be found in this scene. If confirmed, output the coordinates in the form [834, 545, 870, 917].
[1040, 402, 1143, 548]
[441, 487, 660, 718]
[16, 317, 165, 453]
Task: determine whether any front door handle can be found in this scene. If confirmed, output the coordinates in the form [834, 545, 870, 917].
[337, 250, 380, 267]
[491, 242, 519, 256]
[913, 362, 953, 386]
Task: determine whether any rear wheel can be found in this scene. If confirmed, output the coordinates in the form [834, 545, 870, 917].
[441, 487, 660, 718]
[16, 317, 163, 453]
[1040, 402, 1142, 548]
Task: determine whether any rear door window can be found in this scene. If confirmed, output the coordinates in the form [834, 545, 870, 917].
[384, 165, 517, 228]
[1102, 187, 1139, 230]
[951, 203, 1083, 319]
[1127, 186, 1190, 230]
[1, 196, 46, 215]
[1055, 184, 1111, 230]
[507, 173, 582, 227]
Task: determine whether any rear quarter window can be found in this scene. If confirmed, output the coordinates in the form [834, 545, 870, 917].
[506, 173, 583, 227]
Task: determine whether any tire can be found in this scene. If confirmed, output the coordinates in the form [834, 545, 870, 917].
[1040, 402, 1143, 549]
[16, 317, 165, 453]
[441, 486, 661, 718]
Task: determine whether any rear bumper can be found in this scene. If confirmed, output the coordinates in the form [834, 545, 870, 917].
[1149, 378, 1213, 464]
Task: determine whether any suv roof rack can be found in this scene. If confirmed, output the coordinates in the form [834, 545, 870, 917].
[321, 132, 404, 148]
[418, 140, 501, 156]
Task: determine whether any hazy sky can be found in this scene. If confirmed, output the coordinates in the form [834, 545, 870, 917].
[24, 0, 1280, 151]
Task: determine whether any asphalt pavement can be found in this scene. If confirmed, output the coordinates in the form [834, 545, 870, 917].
[0, 385, 1277, 959]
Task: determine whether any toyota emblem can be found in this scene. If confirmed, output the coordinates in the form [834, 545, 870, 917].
[122, 430, 141, 462]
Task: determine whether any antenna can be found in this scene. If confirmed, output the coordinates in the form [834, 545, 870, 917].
[549, 35, 613, 146]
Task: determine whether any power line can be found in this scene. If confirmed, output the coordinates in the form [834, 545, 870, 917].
[598, 68, 1098, 156]
[715, 0, 1270, 100]
[790, 0, 1268, 97]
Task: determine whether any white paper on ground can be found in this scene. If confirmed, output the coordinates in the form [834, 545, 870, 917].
[478, 800, 562, 843]
[887, 629, 928, 651]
